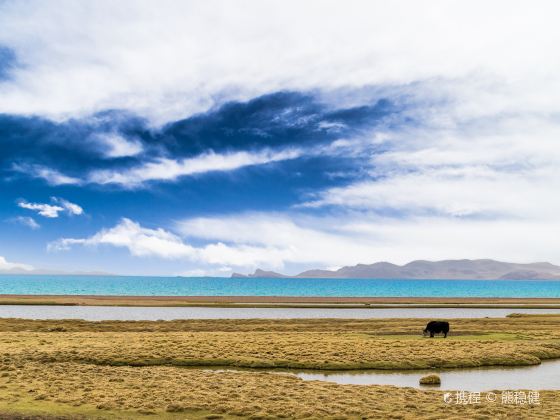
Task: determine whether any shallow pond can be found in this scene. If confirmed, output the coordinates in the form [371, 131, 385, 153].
[1, 305, 560, 320]
[293, 359, 560, 391]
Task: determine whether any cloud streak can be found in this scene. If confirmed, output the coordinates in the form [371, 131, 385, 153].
[12, 147, 305, 188]
[91, 132, 143, 159]
[88, 148, 303, 187]
[2, 91, 390, 189]
[18, 197, 83, 218]
[12, 163, 82, 186]
[9, 216, 40, 230]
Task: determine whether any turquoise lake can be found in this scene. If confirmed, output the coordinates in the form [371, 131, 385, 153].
[0, 275, 560, 297]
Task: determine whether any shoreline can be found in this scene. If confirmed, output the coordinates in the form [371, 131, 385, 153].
[1, 294, 560, 308]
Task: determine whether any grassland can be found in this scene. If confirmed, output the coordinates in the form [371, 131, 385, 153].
[0, 314, 559, 418]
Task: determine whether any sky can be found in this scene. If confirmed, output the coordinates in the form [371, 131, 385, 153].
[1, 0, 560, 276]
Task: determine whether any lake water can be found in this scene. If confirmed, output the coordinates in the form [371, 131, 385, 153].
[1, 275, 560, 297]
[1, 305, 560, 320]
[293, 359, 560, 391]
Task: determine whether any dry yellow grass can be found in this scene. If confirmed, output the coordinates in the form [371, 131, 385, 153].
[0, 314, 558, 419]
[1, 361, 559, 419]
[2, 330, 559, 370]
[419, 374, 441, 385]
[1, 315, 560, 370]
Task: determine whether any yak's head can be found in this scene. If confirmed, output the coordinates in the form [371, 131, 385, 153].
[422, 328, 428, 337]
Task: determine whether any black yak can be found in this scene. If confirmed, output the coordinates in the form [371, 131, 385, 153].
[423, 321, 449, 338]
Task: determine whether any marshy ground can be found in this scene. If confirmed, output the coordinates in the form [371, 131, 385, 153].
[0, 314, 559, 418]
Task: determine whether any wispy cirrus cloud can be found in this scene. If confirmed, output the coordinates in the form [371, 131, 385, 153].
[90, 132, 144, 159]
[8, 216, 40, 230]
[51, 197, 84, 216]
[1, 92, 394, 189]
[302, 115, 560, 221]
[18, 197, 83, 218]
[88, 148, 303, 187]
[10, 147, 305, 188]
[11, 163, 82, 186]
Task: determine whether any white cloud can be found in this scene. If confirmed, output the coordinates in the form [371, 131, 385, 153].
[18, 201, 64, 218]
[302, 114, 560, 223]
[177, 213, 375, 269]
[303, 167, 560, 219]
[50, 218, 296, 269]
[0, 1, 559, 124]
[12, 147, 302, 188]
[10, 216, 40, 229]
[0, 255, 33, 272]
[18, 197, 83, 218]
[177, 212, 560, 270]
[91, 133, 143, 158]
[179, 266, 232, 277]
[12, 164, 82, 186]
[50, 218, 195, 258]
[51, 197, 84, 216]
[50, 209, 560, 273]
[87, 148, 301, 187]
[6, 1, 560, 272]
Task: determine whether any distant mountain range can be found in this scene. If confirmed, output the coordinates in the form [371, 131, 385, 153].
[231, 259, 560, 280]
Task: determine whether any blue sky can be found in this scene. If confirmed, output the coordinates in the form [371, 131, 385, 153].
[1, 1, 560, 275]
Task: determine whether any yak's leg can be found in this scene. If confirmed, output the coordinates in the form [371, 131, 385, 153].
[430, 332, 434, 338]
